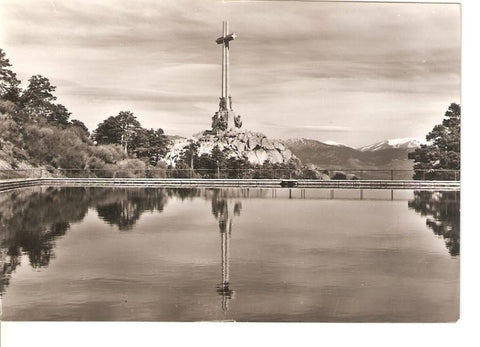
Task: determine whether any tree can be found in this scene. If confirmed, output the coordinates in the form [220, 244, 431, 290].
[0, 49, 21, 102]
[93, 112, 168, 161]
[70, 119, 90, 138]
[211, 145, 227, 167]
[20, 75, 57, 121]
[179, 142, 200, 172]
[143, 128, 169, 166]
[130, 127, 150, 158]
[117, 111, 141, 154]
[92, 116, 123, 145]
[408, 103, 460, 180]
[93, 111, 141, 154]
[47, 103, 71, 126]
[17, 74, 73, 127]
[225, 156, 251, 178]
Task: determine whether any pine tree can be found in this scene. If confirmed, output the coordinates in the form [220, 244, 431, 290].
[408, 103, 460, 180]
[93, 111, 141, 154]
[0, 49, 21, 102]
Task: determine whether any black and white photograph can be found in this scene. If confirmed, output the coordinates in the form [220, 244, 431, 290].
[0, 0, 470, 340]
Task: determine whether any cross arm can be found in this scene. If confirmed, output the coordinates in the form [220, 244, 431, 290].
[216, 33, 237, 44]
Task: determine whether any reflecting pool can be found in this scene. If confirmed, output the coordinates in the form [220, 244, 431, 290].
[0, 187, 459, 321]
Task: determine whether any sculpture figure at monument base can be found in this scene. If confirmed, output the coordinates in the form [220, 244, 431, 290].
[209, 96, 242, 135]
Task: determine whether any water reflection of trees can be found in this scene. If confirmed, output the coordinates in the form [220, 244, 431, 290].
[95, 188, 169, 230]
[0, 187, 90, 293]
[0, 186, 204, 294]
[408, 191, 460, 256]
[0, 186, 263, 296]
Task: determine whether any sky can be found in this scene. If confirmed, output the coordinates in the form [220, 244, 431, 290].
[0, 0, 461, 147]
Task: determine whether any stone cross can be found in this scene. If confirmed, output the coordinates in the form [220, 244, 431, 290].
[216, 21, 236, 124]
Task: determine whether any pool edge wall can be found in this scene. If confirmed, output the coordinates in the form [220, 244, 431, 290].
[0, 178, 461, 192]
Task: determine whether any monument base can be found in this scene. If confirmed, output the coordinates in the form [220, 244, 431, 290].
[164, 129, 294, 167]
[209, 97, 242, 135]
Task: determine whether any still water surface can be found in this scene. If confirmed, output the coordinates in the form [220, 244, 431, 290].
[0, 187, 459, 321]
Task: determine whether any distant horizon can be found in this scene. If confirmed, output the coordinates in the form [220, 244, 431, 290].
[0, 0, 460, 147]
[169, 132, 428, 150]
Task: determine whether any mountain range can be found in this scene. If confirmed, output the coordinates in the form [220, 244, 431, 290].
[357, 138, 426, 152]
[283, 138, 425, 176]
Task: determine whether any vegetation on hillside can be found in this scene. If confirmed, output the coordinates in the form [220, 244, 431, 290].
[408, 103, 460, 180]
[92, 111, 169, 166]
[0, 48, 169, 177]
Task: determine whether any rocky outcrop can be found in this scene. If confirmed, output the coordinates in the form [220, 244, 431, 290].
[163, 129, 293, 167]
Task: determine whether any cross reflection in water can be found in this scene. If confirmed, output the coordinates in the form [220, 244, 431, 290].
[211, 190, 242, 312]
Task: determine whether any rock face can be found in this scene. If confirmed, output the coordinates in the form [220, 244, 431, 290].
[163, 129, 293, 167]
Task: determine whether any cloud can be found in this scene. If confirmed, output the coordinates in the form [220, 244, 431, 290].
[0, 0, 461, 147]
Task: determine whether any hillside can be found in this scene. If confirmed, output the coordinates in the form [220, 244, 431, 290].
[0, 137, 45, 177]
[284, 139, 367, 168]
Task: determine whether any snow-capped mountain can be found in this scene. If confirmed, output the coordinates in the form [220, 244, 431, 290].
[283, 137, 422, 178]
[358, 138, 426, 152]
[284, 138, 352, 148]
[322, 140, 350, 147]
